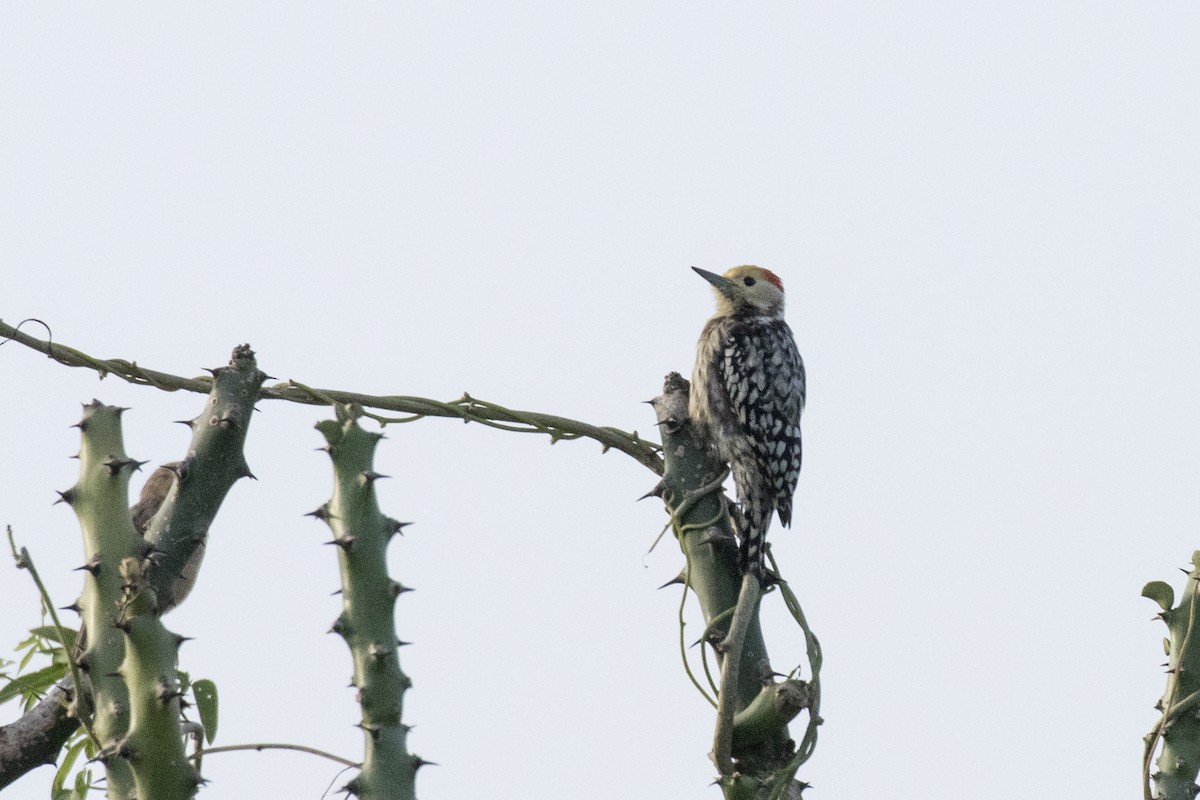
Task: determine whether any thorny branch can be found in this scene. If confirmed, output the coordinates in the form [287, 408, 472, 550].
[0, 318, 663, 475]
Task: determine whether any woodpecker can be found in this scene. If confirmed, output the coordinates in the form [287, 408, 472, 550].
[689, 265, 805, 581]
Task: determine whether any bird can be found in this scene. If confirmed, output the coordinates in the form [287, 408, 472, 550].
[689, 265, 805, 581]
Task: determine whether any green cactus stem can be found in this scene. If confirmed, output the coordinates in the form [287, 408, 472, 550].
[139, 344, 266, 613]
[1144, 553, 1200, 800]
[115, 558, 199, 800]
[64, 402, 149, 799]
[732, 680, 811, 753]
[650, 373, 794, 782]
[315, 408, 419, 800]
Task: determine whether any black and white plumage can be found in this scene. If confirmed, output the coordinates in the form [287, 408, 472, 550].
[689, 265, 805, 580]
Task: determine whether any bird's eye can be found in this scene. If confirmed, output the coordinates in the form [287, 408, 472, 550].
[743, 277, 756, 287]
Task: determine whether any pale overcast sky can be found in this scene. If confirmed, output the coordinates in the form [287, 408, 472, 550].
[3, 4, 1199, 799]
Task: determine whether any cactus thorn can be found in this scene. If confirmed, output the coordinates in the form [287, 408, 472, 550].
[174, 418, 196, 429]
[396, 639, 412, 648]
[156, 681, 182, 702]
[325, 536, 356, 552]
[54, 488, 77, 506]
[73, 555, 101, 575]
[103, 457, 146, 476]
[639, 481, 666, 501]
[412, 755, 437, 770]
[61, 601, 82, 614]
[237, 461, 256, 480]
[305, 505, 330, 521]
[359, 470, 389, 486]
[658, 571, 687, 589]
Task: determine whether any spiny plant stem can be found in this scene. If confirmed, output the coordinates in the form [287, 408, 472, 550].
[0, 319, 663, 474]
[315, 409, 420, 800]
[1144, 556, 1200, 800]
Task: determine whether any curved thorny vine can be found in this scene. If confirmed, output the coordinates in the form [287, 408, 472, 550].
[0, 318, 663, 475]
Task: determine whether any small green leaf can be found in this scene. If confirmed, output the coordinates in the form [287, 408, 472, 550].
[30, 625, 77, 651]
[0, 663, 67, 705]
[74, 766, 91, 800]
[1143, 581, 1176, 613]
[193, 679, 219, 744]
[0, 680, 22, 707]
[17, 646, 37, 672]
[53, 737, 87, 794]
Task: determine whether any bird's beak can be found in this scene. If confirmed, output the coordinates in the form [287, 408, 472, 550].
[692, 267, 736, 296]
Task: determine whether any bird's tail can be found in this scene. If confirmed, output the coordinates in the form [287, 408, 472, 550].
[730, 458, 773, 582]
[738, 510, 770, 582]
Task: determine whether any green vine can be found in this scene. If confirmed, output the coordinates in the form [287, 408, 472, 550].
[0, 319, 663, 475]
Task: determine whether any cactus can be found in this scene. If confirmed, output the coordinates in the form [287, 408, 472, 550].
[45, 347, 262, 799]
[114, 557, 199, 799]
[1145, 553, 1200, 800]
[314, 408, 420, 800]
[61, 402, 148, 799]
[139, 343, 265, 613]
[61, 401, 200, 798]
[650, 373, 805, 794]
